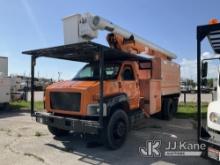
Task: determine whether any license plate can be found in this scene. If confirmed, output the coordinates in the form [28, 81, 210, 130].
[208, 147, 220, 161]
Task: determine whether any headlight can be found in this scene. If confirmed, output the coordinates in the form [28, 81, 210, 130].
[209, 112, 220, 123]
[87, 104, 107, 116]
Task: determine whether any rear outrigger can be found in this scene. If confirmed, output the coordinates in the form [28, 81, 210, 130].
[23, 13, 180, 149]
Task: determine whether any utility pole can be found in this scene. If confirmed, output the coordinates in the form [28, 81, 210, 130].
[58, 72, 62, 81]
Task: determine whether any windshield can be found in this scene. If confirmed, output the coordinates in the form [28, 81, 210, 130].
[73, 63, 121, 80]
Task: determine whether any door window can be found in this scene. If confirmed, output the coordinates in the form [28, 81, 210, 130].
[122, 65, 135, 81]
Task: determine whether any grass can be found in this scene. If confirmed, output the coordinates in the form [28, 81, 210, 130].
[17, 133, 22, 137]
[8, 101, 207, 120]
[34, 131, 43, 137]
[176, 102, 208, 119]
[9, 101, 44, 111]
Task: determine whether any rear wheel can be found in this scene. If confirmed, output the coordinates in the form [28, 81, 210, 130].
[104, 109, 129, 150]
[173, 98, 179, 114]
[47, 126, 69, 137]
[162, 97, 176, 120]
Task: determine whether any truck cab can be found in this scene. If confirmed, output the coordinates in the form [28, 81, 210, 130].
[207, 67, 220, 133]
[23, 41, 180, 149]
[45, 61, 140, 117]
[197, 20, 220, 162]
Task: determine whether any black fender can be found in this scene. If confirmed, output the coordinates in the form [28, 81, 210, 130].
[104, 93, 129, 116]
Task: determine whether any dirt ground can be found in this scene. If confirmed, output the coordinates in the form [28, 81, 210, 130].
[0, 109, 218, 165]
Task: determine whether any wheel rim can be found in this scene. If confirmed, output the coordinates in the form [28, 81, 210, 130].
[113, 120, 126, 139]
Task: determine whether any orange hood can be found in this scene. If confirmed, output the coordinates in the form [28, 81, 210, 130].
[47, 80, 99, 90]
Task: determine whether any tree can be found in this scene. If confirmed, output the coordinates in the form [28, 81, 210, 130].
[207, 78, 214, 88]
[185, 79, 196, 88]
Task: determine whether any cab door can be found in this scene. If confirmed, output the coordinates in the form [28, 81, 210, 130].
[119, 64, 140, 110]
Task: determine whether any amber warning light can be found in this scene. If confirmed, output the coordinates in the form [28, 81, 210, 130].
[209, 18, 219, 25]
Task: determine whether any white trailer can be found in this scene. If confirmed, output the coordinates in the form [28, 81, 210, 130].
[0, 56, 8, 76]
[0, 77, 10, 109]
[0, 56, 10, 109]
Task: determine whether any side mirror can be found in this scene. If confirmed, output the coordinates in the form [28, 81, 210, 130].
[202, 62, 208, 78]
[219, 73, 220, 87]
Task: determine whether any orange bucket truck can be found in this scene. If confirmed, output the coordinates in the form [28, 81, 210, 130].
[23, 13, 180, 149]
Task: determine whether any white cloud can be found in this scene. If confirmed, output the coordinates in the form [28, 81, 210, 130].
[201, 51, 220, 59]
[208, 62, 219, 78]
[179, 57, 219, 81]
[179, 58, 197, 80]
[202, 51, 213, 59]
[21, 0, 47, 46]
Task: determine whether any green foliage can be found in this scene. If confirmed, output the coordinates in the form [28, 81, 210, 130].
[9, 101, 208, 120]
[207, 78, 214, 88]
[176, 102, 208, 119]
[9, 101, 43, 111]
[185, 79, 196, 88]
[35, 131, 42, 137]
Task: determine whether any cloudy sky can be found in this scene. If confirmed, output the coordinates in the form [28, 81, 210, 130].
[180, 52, 220, 81]
[0, 0, 220, 80]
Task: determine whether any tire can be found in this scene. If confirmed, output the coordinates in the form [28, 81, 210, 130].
[104, 109, 129, 150]
[47, 126, 69, 137]
[201, 148, 208, 158]
[3, 103, 10, 110]
[0, 103, 9, 111]
[162, 98, 175, 120]
[172, 98, 179, 114]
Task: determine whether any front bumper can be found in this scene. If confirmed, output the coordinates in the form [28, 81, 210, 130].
[199, 127, 220, 162]
[35, 112, 101, 134]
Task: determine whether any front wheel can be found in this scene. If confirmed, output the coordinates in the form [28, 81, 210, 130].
[104, 109, 129, 150]
[0, 103, 9, 111]
[47, 126, 69, 137]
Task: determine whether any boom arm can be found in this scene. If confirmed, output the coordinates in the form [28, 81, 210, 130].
[63, 13, 176, 60]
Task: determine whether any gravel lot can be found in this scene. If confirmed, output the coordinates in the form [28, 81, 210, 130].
[0, 109, 218, 165]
